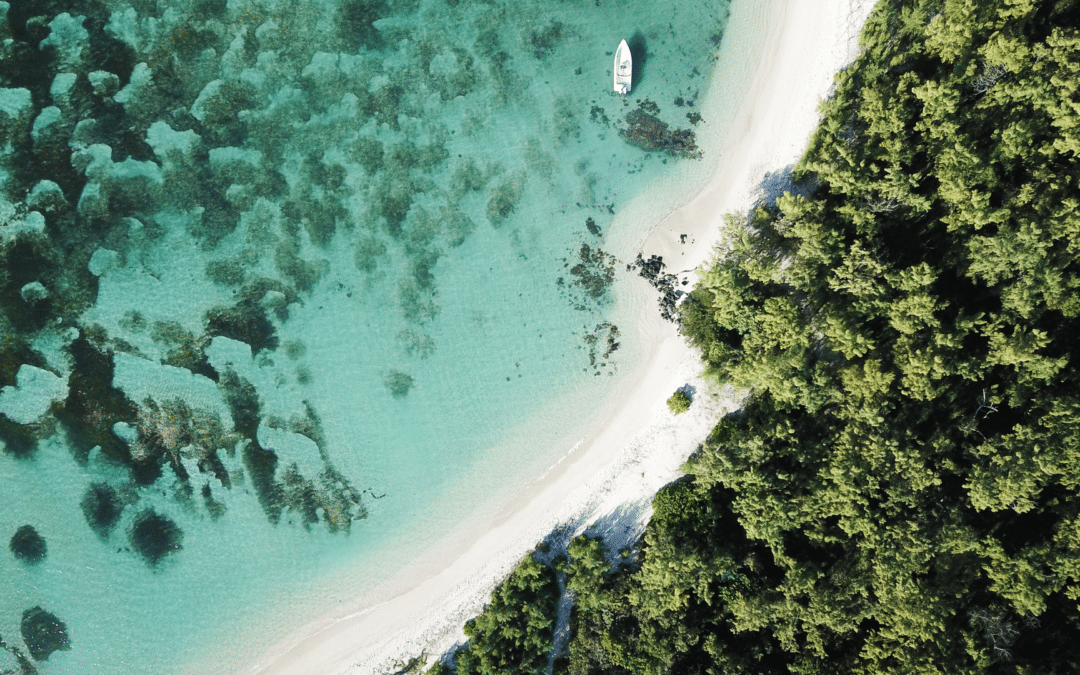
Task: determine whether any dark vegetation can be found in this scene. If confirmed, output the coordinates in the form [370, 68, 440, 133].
[428, 553, 561, 675]
[424, 0, 1080, 672]
[666, 390, 691, 415]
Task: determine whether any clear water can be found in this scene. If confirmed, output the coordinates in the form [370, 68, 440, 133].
[0, 0, 731, 672]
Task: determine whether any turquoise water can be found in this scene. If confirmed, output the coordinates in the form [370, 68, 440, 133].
[0, 0, 731, 672]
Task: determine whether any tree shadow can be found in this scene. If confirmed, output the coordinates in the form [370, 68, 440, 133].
[583, 499, 651, 557]
[752, 165, 819, 211]
[628, 32, 648, 92]
[677, 383, 696, 402]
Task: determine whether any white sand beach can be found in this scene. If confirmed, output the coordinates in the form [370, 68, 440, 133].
[244, 0, 876, 673]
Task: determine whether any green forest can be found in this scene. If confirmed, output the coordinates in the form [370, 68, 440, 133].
[417, 0, 1080, 672]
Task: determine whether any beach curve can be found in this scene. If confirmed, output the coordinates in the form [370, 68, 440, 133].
[242, 0, 876, 673]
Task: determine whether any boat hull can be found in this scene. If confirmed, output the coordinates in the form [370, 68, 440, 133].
[614, 39, 632, 95]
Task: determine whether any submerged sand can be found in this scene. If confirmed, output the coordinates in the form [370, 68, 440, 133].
[244, 0, 876, 672]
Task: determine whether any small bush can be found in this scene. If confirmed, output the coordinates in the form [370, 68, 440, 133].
[667, 390, 691, 415]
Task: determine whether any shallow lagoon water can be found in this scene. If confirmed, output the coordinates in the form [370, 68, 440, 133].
[0, 0, 731, 672]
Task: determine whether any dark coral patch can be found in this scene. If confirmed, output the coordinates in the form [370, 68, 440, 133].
[129, 508, 183, 567]
[205, 300, 278, 353]
[20, 606, 70, 661]
[9, 525, 47, 564]
[57, 337, 140, 467]
[384, 370, 414, 397]
[81, 483, 124, 539]
[569, 244, 616, 300]
[619, 108, 701, 159]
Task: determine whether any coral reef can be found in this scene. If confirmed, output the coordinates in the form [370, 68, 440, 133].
[619, 105, 702, 159]
[582, 322, 620, 373]
[9, 525, 47, 565]
[0, 630, 37, 675]
[384, 369, 414, 397]
[204, 300, 278, 354]
[80, 482, 125, 540]
[569, 244, 616, 301]
[129, 508, 183, 567]
[132, 397, 236, 482]
[56, 337, 141, 472]
[525, 20, 568, 60]
[0, 0, 724, 580]
[20, 607, 69, 661]
[486, 173, 524, 227]
[218, 370, 366, 530]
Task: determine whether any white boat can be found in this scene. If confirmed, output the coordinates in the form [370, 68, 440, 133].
[614, 39, 632, 95]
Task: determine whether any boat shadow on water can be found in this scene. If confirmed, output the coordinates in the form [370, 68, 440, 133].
[627, 32, 648, 92]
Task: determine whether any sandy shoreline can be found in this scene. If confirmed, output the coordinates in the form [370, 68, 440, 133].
[244, 0, 875, 673]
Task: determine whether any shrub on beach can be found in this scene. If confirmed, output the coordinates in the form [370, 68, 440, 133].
[666, 390, 691, 415]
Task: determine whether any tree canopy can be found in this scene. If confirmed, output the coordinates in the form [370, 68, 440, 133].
[427, 0, 1080, 672]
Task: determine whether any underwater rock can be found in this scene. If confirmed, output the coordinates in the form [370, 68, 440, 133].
[259, 290, 288, 316]
[337, 0, 390, 52]
[585, 217, 600, 237]
[0, 88, 34, 141]
[450, 157, 487, 193]
[354, 235, 388, 273]
[218, 370, 364, 530]
[128, 508, 183, 567]
[219, 370, 282, 522]
[20, 606, 70, 662]
[30, 106, 63, 147]
[0, 345, 53, 457]
[40, 13, 88, 70]
[273, 239, 328, 294]
[619, 107, 701, 159]
[201, 483, 227, 521]
[80, 483, 124, 539]
[9, 525, 47, 564]
[279, 463, 366, 532]
[398, 277, 440, 323]
[428, 46, 478, 100]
